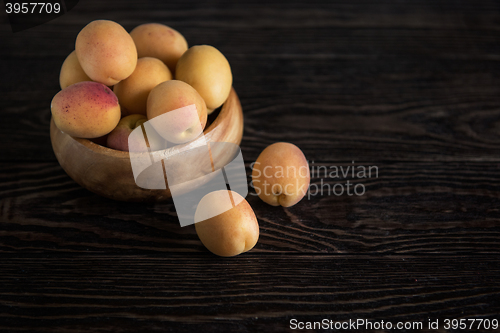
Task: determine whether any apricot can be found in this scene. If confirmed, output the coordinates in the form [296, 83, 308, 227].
[251, 142, 310, 207]
[147, 80, 207, 144]
[50, 81, 121, 138]
[130, 23, 188, 73]
[59, 50, 92, 89]
[107, 114, 167, 152]
[76, 20, 137, 86]
[113, 57, 172, 116]
[195, 190, 259, 257]
[175, 45, 232, 113]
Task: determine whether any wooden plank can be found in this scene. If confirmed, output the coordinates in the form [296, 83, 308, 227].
[1, 56, 500, 162]
[1, 162, 499, 254]
[1, 0, 500, 330]
[0, 254, 498, 332]
[1, 0, 500, 57]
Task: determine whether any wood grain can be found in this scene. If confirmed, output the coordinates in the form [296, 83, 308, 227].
[2, 56, 500, 162]
[0, 254, 498, 332]
[1, 0, 500, 330]
[1, 1, 500, 164]
[1, 161, 499, 254]
[1, 0, 500, 57]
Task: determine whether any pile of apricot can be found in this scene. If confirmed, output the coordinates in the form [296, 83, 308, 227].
[50, 20, 310, 257]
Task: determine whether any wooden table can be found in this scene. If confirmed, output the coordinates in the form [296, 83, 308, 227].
[1, 1, 499, 331]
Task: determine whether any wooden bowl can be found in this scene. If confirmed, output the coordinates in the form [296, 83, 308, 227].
[50, 87, 244, 202]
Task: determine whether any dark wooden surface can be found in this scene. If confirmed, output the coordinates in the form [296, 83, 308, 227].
[1, 0, 500, 332]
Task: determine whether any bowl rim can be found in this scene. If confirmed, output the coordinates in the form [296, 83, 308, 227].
[65, 87, 238, 159]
